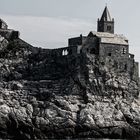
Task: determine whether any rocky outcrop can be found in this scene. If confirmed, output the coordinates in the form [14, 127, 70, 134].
[0, 34, 139, 140]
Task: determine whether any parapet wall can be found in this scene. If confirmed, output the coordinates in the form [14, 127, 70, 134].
[51, 45, 79, 57]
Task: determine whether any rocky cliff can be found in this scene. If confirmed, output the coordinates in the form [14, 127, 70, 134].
[0, 33, 140, 140]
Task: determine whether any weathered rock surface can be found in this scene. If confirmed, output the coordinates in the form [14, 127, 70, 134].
[0, 36, 139, 140]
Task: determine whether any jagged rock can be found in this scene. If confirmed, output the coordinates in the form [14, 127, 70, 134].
[0, 8, 139, 139]
[0, 104, 10, 115]
[0, 40, 139, 139]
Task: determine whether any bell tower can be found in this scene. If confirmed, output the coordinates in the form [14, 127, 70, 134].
[97, 6, 114, 34]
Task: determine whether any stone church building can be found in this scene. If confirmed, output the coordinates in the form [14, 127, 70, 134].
[51, 6, 139, 83]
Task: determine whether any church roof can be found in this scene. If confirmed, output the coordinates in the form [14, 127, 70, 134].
[88, 31, 128, 45]
[100, 6, 112, 21]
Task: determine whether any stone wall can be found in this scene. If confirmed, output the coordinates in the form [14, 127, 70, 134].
[99, 43, 129, 59]
[81, 36, 99, 55]
[133, 62, 139, 82]
[68, 37, 82, 46]
[68, 36, 86, 46]
[52, 46, 78, 57]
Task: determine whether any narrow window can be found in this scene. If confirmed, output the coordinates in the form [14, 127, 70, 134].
[62, 50, 65, 56]
[107, 26, 111, 31]
[65, 50, 68, 55]
[108, 53, 111, 56]
[122, 48, 127, 54]
[124, 64, 127, 70]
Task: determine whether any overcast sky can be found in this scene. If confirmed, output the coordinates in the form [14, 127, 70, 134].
[0, 0, 140, 63]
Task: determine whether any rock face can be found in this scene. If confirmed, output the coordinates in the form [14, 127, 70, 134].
[0, 34, 139, 140]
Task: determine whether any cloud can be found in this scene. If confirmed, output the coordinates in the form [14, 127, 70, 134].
[0, 15, 95, 48]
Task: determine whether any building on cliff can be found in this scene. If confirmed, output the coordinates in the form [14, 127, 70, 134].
[52, 6, 139, 83]
[0, 6, 139, 84]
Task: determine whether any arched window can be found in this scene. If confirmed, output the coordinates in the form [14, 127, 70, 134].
[107, 26, 111, 31]
[62, 50, 65, 56]
[65, 50, 68, 55]
[62, 50, 68, 56]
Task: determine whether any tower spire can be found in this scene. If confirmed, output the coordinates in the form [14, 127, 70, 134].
[97, 6, 114, 33]
[100, 6, 112, 21]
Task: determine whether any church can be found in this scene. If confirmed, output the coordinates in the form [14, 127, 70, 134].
[52, 6, 139, 82]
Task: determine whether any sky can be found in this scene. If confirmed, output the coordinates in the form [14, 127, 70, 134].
[0, 0, 140, 63]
